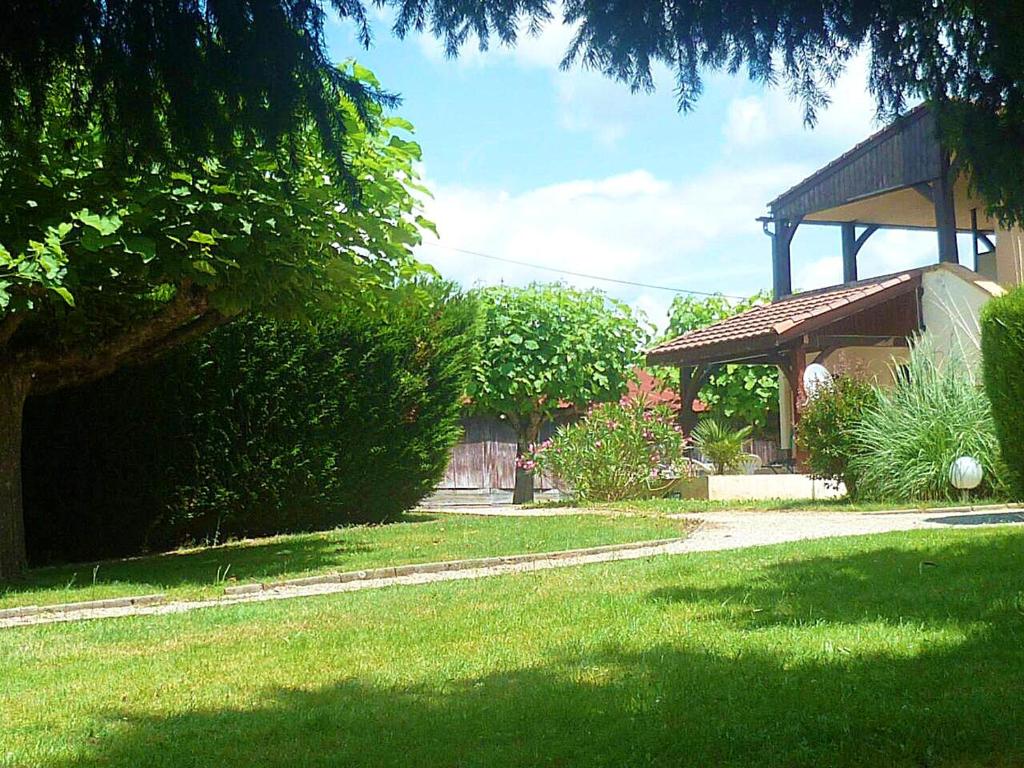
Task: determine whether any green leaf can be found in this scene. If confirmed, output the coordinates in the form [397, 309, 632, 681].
[122, 235, 157, 263]
[75, 209, 123, 236]
[188, 230, 217, 245]
[51, 286, 75, 306]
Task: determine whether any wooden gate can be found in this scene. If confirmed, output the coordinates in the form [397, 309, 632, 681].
[438, 416, 560, 491]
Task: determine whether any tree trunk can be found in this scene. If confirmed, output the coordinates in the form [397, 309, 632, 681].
[512, 416, 542, 505]
[0, 368, 30, 580]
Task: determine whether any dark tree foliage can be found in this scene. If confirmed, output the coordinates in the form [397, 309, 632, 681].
[22, 281, 479, 562]
[0, 0, 399, 177]
[5, 2, 1024, 220]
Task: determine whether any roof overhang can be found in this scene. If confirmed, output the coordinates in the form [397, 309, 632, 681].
[768, 105, 995, 232]
[647, 271, 924, 368]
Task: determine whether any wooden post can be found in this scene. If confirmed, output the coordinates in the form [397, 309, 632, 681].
[788, 344, 808, 468]
[677, 364, 708, 434]
[934, 153, 959, 264]
[841, 223, 859, 283]
[772, 218, 797, 299]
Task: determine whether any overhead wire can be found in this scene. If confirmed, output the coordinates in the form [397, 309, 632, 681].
[419, 242, 748, 299]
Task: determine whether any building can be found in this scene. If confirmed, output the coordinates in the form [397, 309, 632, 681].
[648, 105, 1021, 459]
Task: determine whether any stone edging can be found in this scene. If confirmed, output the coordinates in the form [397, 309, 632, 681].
[223, 537, 691, 595]
[0, 593, 166, 621]
[0, 537, 691, 622]
[860, 503, 1024, 516]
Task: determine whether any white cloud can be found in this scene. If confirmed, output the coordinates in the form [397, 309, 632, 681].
[723, 97, 771, 148]
[416, 161, 812, 331]
[554, 73, 631, 147]
[795, 255, 844, 292]
[722, 53, 880, 153]
[415, 12, 642, 147]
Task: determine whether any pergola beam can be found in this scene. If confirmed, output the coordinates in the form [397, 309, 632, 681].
[678, 364, 714, 433]
[806, 334, 910, 349]
[840, 223, 879, 283]
[770, 216, 801, 300]
[934, 152, 959, 264]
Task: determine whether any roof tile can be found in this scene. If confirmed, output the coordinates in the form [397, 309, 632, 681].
[647, 270, 920, 364]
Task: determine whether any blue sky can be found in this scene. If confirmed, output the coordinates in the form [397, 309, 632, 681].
[325, 12, 954, 332]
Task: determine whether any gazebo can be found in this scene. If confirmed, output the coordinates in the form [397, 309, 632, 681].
[648, 105, 1018, 460]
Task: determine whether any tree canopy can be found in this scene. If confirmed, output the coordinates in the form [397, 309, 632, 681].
[0, 63, 428, 394]
[0, 61, 430, 578]
[468, 283, 648, 503]
[6, 2, 1024, 220]
[665, 292, 779, 434]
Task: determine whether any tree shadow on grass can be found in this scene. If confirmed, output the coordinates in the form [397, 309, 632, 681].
[3, 513, 438, 600]
[54, 533, 1024, 768]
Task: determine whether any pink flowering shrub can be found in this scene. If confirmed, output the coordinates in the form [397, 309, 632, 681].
[528, 400, 688, 501]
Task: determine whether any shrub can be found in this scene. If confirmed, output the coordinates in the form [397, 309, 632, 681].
[981, 286, 1024, 500]
[22, 282, 479, 561]
[848, 336, 1008, 502]
[796, 375, 877, 496]
[690, 418, 752, 474]
[532, 401, 687, 502]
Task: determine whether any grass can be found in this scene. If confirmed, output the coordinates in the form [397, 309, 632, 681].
[0, 512, 693, 610]
[537, 495, 1015, 515]
[2, 524, 1024, 766]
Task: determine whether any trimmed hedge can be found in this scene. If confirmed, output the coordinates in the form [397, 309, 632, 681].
[981, 286, 1024, 500]
[23, 283, 479, 563]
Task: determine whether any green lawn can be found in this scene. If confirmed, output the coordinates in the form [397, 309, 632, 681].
[0, 512, 692, 610]
[3, 524, 1024, 767]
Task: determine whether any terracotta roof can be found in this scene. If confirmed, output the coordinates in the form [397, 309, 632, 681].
[647, 269, 924, 366]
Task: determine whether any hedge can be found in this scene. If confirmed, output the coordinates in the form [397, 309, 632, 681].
[981, 286, 1024, 500]
[22, 282, 479, 563]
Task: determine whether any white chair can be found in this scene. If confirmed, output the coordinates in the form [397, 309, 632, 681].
[739, 453, 762, 475]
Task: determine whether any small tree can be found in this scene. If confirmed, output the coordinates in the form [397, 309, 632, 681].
[796, 375, 878, 496]
[467, 284, 648, 504]
[664, 292, 779, 433]
[690, 418, 753, 475]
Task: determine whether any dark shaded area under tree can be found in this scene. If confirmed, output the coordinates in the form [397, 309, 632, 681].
[21, 285, 477, 565]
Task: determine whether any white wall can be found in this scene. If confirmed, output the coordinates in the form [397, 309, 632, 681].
[920, 267, 999, 370]
[994, 226, 1024, 288]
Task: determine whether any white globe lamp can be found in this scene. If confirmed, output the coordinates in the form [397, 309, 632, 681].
[949, 456, 983, 503]
[802, 363, 833, 398]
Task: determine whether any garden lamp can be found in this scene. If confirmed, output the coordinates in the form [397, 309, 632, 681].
[949, 456, 983, 503]
[802, 363, 832, 398]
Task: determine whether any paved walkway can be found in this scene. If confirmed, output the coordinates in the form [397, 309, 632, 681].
[666, 506, 1024, 552]
[3, 506, 1021, 629]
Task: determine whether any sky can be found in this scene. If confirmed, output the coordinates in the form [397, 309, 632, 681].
[324, 11, 961, 334]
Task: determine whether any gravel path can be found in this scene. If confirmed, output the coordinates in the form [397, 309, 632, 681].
[668, 506, 1024, 552]
[3, 506, 1021, 630]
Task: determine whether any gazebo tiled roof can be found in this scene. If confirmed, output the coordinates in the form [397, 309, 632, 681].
[647, 270, 923, 366]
